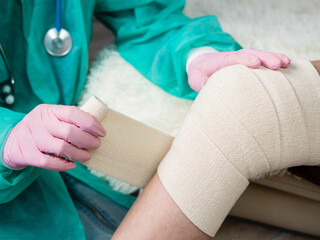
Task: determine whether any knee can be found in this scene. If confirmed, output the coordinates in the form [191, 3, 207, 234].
[157, 59, 320, 237]
[187, 64, 280, 178]
[185, 60, 320, 177]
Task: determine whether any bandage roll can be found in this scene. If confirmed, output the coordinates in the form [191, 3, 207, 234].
[80, 96, 174, 188]
[158, 59, 320, 237]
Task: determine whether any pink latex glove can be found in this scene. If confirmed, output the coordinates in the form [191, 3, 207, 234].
[188, 48, 291, 92]
[2, 104, 106, 171]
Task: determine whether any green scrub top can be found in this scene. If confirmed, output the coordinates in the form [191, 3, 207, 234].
[0, 0, 241, 239]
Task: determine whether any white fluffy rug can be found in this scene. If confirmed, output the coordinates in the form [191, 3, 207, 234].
[78, 0, 320, 194]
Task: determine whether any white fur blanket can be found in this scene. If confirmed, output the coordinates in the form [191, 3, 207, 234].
[78, 0, 320, 193]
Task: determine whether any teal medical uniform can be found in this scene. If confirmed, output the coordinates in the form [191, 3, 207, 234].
[0, 0, 241, 239]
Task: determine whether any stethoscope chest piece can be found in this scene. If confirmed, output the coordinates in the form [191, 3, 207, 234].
[44, 28, 72, 57]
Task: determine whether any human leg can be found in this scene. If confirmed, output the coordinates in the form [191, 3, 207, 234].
[112, 173, 210, 240]
[113, 59, 320, 239]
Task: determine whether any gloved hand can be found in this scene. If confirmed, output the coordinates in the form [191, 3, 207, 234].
[188, 48, 291, 92]
[2, 104, 106, 171]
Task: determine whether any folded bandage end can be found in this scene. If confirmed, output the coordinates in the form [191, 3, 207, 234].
[80, 96, 174, 188]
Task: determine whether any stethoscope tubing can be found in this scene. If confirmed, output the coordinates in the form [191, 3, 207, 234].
[56, 0, 62, 32]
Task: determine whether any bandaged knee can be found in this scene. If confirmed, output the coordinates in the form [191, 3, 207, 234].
[81, 59, 320, 237]
[157, 59, 320, 236]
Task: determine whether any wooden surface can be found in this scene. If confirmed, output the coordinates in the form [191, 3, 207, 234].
[88, 19, 320, 240]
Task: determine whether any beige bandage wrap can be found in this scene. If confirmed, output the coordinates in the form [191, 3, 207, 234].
[158, 59, 320, 237]
[80, 59, 320, 237]
[80, 97, 174, 188]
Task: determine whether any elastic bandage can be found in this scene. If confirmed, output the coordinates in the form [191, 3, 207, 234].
[81, 59, 320, 237]
[158, 59, 320, 236]
[80, 97, 173, 188]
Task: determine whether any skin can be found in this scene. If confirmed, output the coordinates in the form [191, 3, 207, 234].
[311, 60, 320, 75]
[112, 173, 211, 240]
[112, 61, 320, 240]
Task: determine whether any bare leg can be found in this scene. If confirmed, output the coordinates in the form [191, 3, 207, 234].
[112, 173, 210, 240]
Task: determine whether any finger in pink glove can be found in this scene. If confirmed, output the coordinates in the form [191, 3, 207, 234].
[188, 48, 290, 92]
[2, 104, 106, 171]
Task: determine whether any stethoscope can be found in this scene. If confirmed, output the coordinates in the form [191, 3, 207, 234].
[44, 0, 72, 57]
[0, 0, 72, 107]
